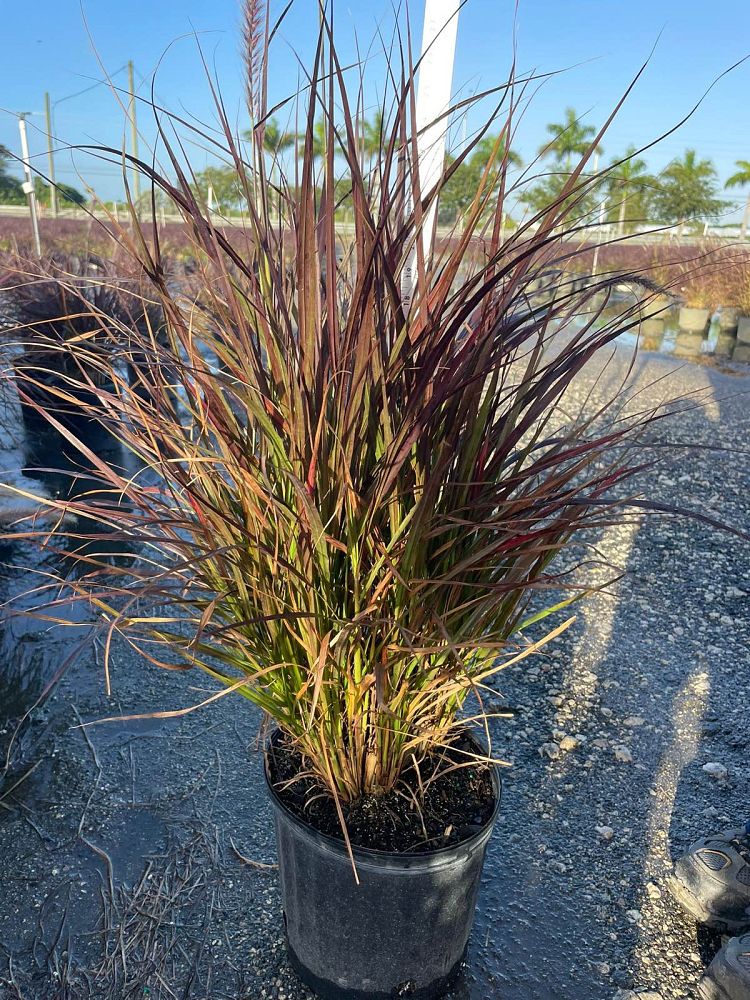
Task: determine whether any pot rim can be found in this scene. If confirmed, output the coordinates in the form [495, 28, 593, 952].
[264, 726, 502, 865]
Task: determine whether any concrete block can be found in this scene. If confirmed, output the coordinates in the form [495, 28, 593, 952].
[718, 306, 740, 333]
[715, 332, 737, 358]
[639, 318, 664, 352]
[736, 315, 750, 345]
[678, 306, 710, 336]
[673, 331, 703, 358]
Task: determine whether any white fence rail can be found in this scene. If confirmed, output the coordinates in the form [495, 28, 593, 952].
[0, 204, 746, 245]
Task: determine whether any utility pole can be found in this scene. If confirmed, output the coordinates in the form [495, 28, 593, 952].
[44, 92, 58, 218]
[17, 114, 42, 257]
[127, 60, 141, 204]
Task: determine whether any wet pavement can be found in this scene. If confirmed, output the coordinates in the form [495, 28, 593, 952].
[0, 339, 748, 999]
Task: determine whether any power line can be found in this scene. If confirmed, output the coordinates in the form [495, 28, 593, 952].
[53, 66, 129, 108]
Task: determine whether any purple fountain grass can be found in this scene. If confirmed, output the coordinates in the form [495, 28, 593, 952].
[0, 5, 718, 806]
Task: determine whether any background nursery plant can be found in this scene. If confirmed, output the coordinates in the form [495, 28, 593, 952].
[7, 5, 681, 839]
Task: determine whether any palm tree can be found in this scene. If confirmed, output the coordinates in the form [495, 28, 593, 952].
[606, 147, 651, 234]
[362, 111, 384, 163]
[243, 118, 296, 217]
[471, 135, 522, 170]
[540, 108, 600, 169]
[360, 111, 385, 205]
[652, 149, 725, 236]
[439, 136, 522, 223]
[243, 118, 296, 169]
[262, 118, 296, 159]
[725, 159, 750, 239]
[300, 120, 328, 163]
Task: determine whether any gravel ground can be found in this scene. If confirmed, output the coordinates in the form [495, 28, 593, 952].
[0, 342, 748, 1000]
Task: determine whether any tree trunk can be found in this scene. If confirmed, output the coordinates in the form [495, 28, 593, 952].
[618, 192, 627, 235]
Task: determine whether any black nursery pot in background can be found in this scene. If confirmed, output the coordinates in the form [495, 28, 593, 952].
[17, 364, 114, 442]
[264, 733, 501, 1000]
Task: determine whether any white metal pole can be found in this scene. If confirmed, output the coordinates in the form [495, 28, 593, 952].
[401, 0, 460, 310]
[17, 115, 42, 257]
[590, 152, 604, 276]
[592, 198, 608, 277]
[44, 93, 58, 219]
[128, 60, 141, 205]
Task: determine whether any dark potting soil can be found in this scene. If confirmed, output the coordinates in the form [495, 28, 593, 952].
[268, 731, 496, 853]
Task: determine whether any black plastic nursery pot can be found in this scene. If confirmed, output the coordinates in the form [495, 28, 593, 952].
[264, 731, 501, 999]
[18, 366, 116, 445]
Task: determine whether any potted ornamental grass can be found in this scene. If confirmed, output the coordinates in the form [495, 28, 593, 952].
[678, 286, 713, 336]
[3, 6, 706, 997]
[0, 252, 122, 439]
[709, 249, 750, 361]
[733, 276, 750, 363]
[675, 243, 730, 337]
[1, 251, 165, 443]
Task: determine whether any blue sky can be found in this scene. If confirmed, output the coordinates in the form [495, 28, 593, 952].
[1, 0, 749, 218]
